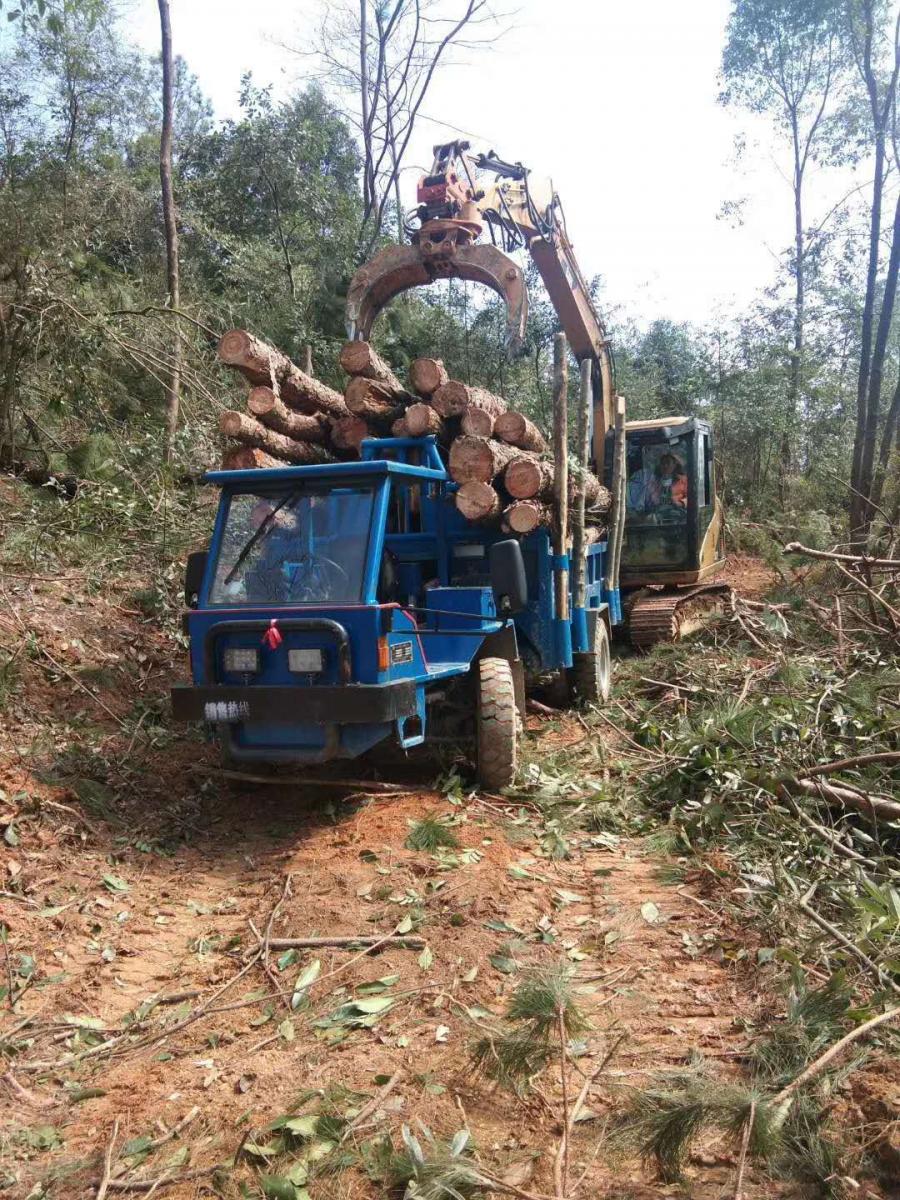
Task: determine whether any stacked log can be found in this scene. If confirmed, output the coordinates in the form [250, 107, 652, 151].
[219, 411, 336, 465]
[456, 481, 502, 523]
[409, 357, 449, 398]
[494, 411, 546, 453]
[215, 329, 611, 550]
[218, 330, 348, 418]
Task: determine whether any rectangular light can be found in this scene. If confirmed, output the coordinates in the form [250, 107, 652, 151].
[223, 647, 260, 674]
[288, 648, 324, 673]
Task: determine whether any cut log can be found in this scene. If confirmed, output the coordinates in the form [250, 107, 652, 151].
[219, 410, 336, 464]
[455, 481, 502, 523]
[449, 435, 527, 484]
[505, 456, 555, 499]
[392, 417, 411, 437]
[221, 446, 283, 471]
[502, 499, 552, 534]
[494, 411, 547, 453]
[247, 387, 329, 442]
[409, 357, 449, 397]
[504, 456, 610, 507]
[460, 407, 495, 438]
[331, 415, 372, 453]
[405, 402, 446, 438]
[345, 376, 409, 422]
[432, 381, 507, 420]
[584, 525, 607, 546]
[218, 329, 348, 418]
[340, 340, 404, 393]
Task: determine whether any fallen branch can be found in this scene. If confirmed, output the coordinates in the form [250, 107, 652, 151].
[796, 898, 900, 996]
[265, 935, 426, 950]
[339, 1071, 403, 1141]
[803, 751, 900, 778]
[771, 1006, 900, 1126]
[783, 776, 900, 822]
[782, 542, 900, 570]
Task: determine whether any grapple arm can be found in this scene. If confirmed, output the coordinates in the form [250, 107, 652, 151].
[346, 239, 528, 354]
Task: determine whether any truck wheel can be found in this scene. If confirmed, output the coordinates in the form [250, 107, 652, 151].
[476, 657, 518, 790]
[568, 620, 611, 706]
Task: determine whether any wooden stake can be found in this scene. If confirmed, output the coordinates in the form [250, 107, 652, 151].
[571, 360, 592, 613]
[552, 333, 569, 623]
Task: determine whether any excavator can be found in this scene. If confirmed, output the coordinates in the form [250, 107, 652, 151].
[346, 141, 729, 646]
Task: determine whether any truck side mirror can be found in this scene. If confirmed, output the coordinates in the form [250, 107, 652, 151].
[489, 539, 528, 615]
[184, 550, 208, 608]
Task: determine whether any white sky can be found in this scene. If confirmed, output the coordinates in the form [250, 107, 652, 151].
[123, 0, 871, 327]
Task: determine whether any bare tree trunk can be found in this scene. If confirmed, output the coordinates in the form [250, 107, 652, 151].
[783, 113, 804, 503]
[157, 0, 181, 464]
[858, 191, 900, 537]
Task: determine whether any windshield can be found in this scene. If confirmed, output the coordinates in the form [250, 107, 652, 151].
[209, 486, 375, 605]
[622, 434, 691, 569]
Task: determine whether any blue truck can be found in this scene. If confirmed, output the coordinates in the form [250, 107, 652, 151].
[171, 434, 619, 788]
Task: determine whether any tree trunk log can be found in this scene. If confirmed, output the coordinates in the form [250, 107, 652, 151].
[218, 329, 348, 418]
[503, 499, 552, 534]
[449, 435, 527, 484]
[432, 381, 507, 419]
[505, 456, 609, 507]
[460, 407, 495, 437]
[331, 416, 372, 453]
[392, 417, 411, 437]
[504, 456, 555, 499]
[583, 525, 606, 546]
[409, 357, 449, 397]
[222, 446, 283, 471]
[340, 340, 405, 393]
[494, 411, 547, 453]
[219, 410, 336, 464]
[455, 481, 502, 522]
[247, 387, 330, 442]
[345, 376, 409, 421]
[405, 402, 446, 438]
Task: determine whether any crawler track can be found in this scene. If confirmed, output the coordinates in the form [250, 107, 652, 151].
[627, 583, 733, 649]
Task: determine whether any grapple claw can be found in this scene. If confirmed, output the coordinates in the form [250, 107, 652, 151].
[346, 237, 527, 354]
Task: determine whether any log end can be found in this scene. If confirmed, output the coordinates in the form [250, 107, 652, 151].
[505, 457, 544, 499]
[456, 481, 501, 523]
[218, 329, 253, 365]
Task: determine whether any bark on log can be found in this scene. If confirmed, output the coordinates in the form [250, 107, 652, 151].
[345, 376, 409, 421]
[449, 435, 527, 484]
[432, 381, 507, 419]
[331, 416, 372, 453]
[502, 499, 552, 534]
[505, 456, 555, 499]
[494, 411, 547, 453]
[504, 456, 609, 507]
[339, 340, 405, 394]
[409, 357, 449, 397]
[219, 410, 336, 464]
[460, 407, 495, 437]
[218, 329, 348, 418]
[455, 481, 502, 523]
[221, 446, 283, 471]
[405, 402, 446, 438]
[247, 387, 330, 442]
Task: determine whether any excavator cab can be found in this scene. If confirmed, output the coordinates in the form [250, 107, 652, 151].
[612, 417, 724, 587]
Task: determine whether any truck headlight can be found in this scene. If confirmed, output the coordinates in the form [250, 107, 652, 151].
[288, 648, 324, 673]
[223, 647, 260, 673]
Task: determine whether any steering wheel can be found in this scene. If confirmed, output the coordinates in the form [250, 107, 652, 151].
[283, 555, 349, 601]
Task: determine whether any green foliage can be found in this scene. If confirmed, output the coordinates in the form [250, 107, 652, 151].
[365, 1126, 486, 1199]
[470, 966, 587, 1094]
[405, 815, 460, 853]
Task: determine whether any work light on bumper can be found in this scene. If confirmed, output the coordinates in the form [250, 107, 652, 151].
[288, 648, 324, 673]
[223, 647, 261, 674]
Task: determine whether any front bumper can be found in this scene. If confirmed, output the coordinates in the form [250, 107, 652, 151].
[171, 680, 418, 725]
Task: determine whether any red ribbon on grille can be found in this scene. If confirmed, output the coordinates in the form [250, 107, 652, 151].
[262, 619, 283, 650]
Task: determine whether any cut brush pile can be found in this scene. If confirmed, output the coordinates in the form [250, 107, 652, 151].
[215, 330, 612, 536]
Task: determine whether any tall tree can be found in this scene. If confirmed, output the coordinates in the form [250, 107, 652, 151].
[157, 0, 181, 462]
[722, 0, 844, 500]
[294, 0, 495, 256]
[845, 0, 900, 539]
